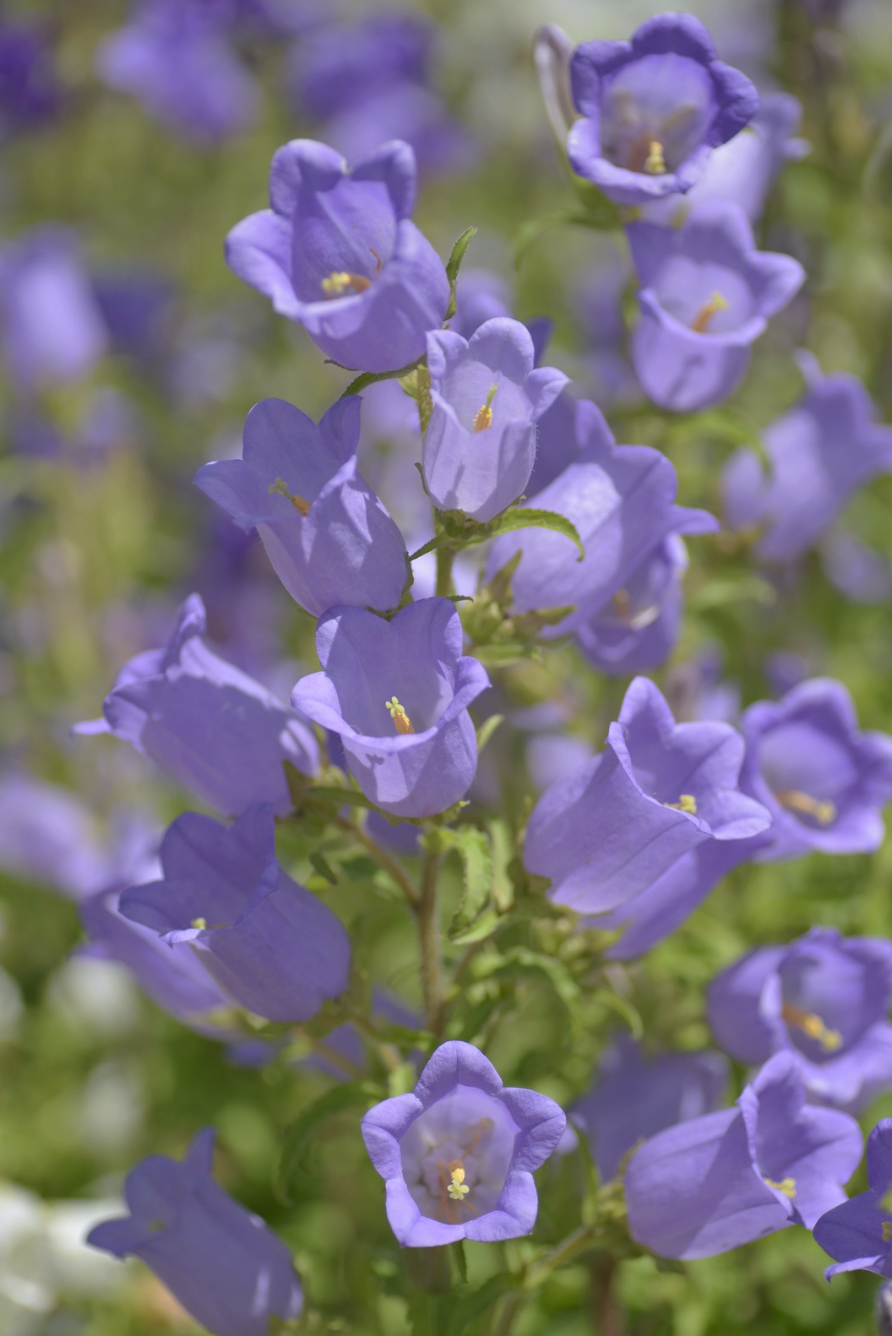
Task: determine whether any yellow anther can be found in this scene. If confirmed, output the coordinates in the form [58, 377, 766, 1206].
[644, 139, 666, 175]
[447, 1165, 469, 1201]
[614, 588, 632, 619]
[385, 696, 415, 735]
[781, 1004, 843, 1053]
[321, 270, 372, 298]
[692, 291, 730, 334]
[268, 477, 311, 516]
[473, 383, 499, 433]
[191, 917, 207, 930]
[666, 794, 698, 815]
[883, 1221, 892, 1243]
[764, 1176, 797, 1199]
[774, 789, 836, 826]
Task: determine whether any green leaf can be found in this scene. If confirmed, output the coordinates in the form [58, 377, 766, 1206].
[442, 826, 493, 939]
[305, 784, 380, 812]
[308, 852, 337, 885]
[475, 713, 504, 756]
[444, 224, 478, 319]
[449, 905, 500, 945]
[487, 946, 580, 1012]
[339, 359, 423, 399]
[277, 1083, 376, 1204]
[472, 641, 539, 669]
[488, 819, 514, 914]
[484, 507, 584, 560]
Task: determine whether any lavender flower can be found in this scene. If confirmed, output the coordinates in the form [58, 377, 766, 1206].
[574, 534, 688, 676]
[361, 1040, 566, 1245]
[568, 14, 759, 206]
[627, 201, 805, 412]
[87, 1128, 303, 1336]
[292, 598, 490, 818]
[226, 139, 449, 372]
[814, 1120, 892, 1279]
[0, 17, 61, 132]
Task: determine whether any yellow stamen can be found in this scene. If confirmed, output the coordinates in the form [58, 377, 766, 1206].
[764, 1176, 797, 1199]
[692, 291, 730, 334]
[321, 270, 372, 298]
[666, 794, 698, 815]
[268, 477, 311, 516]
[385, 696, 415, 735]
[644, 139, 666, 175]
[473, 383, 499, 434]
[781, 1004, 843, 1052]
[447, 1164, 469, 1201]
[883, 1221, 892, 1243]
[190, 917, 207, 930]
[774, 790, 836, 826]
[614, 588, 632, 619]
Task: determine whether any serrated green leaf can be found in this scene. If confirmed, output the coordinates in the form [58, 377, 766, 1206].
[488, 819, 514, 913]
[442, 826, 493, 939]
[485, 507, 584, 560]
[449, 905, 500, 945]
[277, 1083, 377, 1204]
[488, 946, 580, 1011]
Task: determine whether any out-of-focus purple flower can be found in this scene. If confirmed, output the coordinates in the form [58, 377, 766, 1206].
[627, 201, 805, 412]
[292, 598, 490, 819]
[814, 1120, 892, 1279]
[739, 678, 892, 862]
[568, 14, 759, 206]
[361, 1039, 565, 1246]
[822, 531, 892, 604]
[572, 1036, 729, 1182]
[722, 365, 892, 562]
[0, 775, 113, 899]
[91, 266, 174, 366]
[119, 805, 350, 1023]
[574, 534, 688, 676]
[195, 396, 408, 616]
[423, 318, 568, 522]
[87, 1128, 303, 1336]
[708, 928, 892, 1112]
[0, 227, 108, 390]
[73, 594, 318, 817]
[96, 0, 258, 144]
[0, 17, 61, 132]
[226, 139, 449, 373]
[450, 269, 513, 340]
[626, 1052, 862, 1259]
[524, 676, 771, 915]
[485, 400, 716, 636]
[524, 389, 582, 497]
[665, 647, 741, 725]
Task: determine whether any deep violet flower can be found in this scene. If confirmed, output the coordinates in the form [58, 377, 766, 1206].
[226, 139, 449, 372]
[361, 1040, 566, 1246]
[625, 1052, 863, 1260]
[814, 1120, 892, 1279]
[73, 594, 318, 817]
[0, 17, 61, 132]
[87, 1128, 303, 1336]
[574, 534, 688, 676]
[119, 805, 350, 1024]
[423, 317, 568, 522]
[568, 14, 759, 206]
[292, 598, 490, 819]
[627, 201, 805, 412]
[708, 928, 892, 1112]
[195, 396, 409, 616]
[524, 676, 771, 915]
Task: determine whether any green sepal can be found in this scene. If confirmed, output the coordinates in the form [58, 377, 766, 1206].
[444, 224, 478, 320]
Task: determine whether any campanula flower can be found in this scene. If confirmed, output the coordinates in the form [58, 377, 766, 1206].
[226, 139, 449, 372]
[627, 201, 805, 412]
[0, 17, 61, 132]
[423, 317, 569, 522]
[574, 534, 688, 676]
[73, 594, 318, 817]
[814, 1120, 892, 1279]
[722, 364, 892, 563]
[708, 928, 892, 1112]
[292, 598, 490, 818]
[524, 676, 770, 915]
[568, 14, 759, 206]
[626, 1052, 862, 1259]
[87, 1128, 303, 1336]
[361, 1039, 565, 1246]
[119, 805, 350, 1024]
[571, 1036, 729, 1182]
[485, 400, 716, 636]
[195, 396, 409, 616]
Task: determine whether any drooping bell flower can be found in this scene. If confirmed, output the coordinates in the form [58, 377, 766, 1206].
[361, 1039, 566, 1246]
[567, 14, 759, 207]
[87, 1128, 303, 1336]
[625, 1052, 863, 1260]
[73, 594, 318, 817]
[119, 805, 351, 1024]
[524, 676, 770, 915]
[292, 598, 490, 819]
[708, 928, 892, 1112]
[814, 1120, 892, 1279]
[574, 534, 688, 676]
[195, 395, 408, 616]
[422, 317, 568, 522]
[485, 399, 716, 636]
[226, 138, 449, 372]
[627, 200, 805, 412]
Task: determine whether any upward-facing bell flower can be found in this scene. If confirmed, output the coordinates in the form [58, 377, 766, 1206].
[568, 14, 759, 207]
[814, 1120, 892, 1279]
[422, 317, 568, 522]
[73, 594, 318, 817]
[119, 805, 350, 1024]
[361, 1040, 566, 1246]
[292, 598, 490, 818]
[625, 1052, 863, 1260]
[524, 676, 771, 915]
[87, 1128, 303, 1336]
[195, 395, 408, 616]
[708, 928, 892, 1112]
[226, 138, 449, 372]
[627, 201, 805, 412]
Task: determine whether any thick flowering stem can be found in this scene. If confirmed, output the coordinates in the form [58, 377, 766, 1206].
[418, 846, 445, 1036]
[435, 542, 456, 597]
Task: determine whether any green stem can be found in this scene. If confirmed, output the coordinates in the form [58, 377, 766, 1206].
[435, 542, 455, 597]
[524, 1226, 597, 1290]
[335, 815, 418, 908]
[492, 1291, 526, 1336]
[418, 847, 445, 1036]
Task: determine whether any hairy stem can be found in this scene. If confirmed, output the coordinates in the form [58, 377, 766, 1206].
[335, 815, 418, 908]
[418, 847, 445, 1036]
